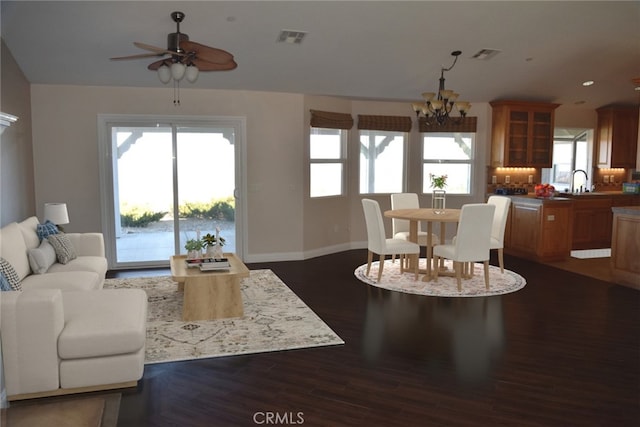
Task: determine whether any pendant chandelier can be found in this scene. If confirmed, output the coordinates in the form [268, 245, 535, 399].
[412, 50, 471, 125]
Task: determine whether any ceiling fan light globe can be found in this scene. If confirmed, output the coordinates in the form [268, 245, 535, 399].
[157, 65, 172, 84]
[171, 62, 186, 81]
[185, 65, 199, 83]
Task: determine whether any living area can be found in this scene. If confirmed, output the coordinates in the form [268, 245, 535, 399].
[2, 2, 639, 426]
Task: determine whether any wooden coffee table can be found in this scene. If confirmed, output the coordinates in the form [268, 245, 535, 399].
[170, 253, 250, 321]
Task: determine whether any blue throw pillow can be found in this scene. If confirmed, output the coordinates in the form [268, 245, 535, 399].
[36, 220, 59, 241]
[0, 272, 12, 291]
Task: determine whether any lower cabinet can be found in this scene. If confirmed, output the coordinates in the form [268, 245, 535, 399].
[505, 198, 573, 261]
[572, 198, 612, 250]
[610, 206, 640, 289]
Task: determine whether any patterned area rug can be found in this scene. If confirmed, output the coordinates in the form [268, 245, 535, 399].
[354, 259, 526, 297]
[104, 270, 344, 364]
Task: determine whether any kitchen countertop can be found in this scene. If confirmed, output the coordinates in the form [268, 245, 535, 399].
[489, 191, 638, 203]
[611, 206, 640, 216]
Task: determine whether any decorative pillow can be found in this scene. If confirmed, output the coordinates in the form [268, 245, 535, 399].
[47, 233, 77, 265]
[37, 220, 59, 241]
[0, 272, 12, 291]
[0, 257, 22, 291]
[27, 239, 57, 274]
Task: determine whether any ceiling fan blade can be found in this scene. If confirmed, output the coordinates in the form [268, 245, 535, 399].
[147, 59, 171, 71]
[111, 52, 166, 61]
[134, 42, 187, 57]
[133, 42, 169, 53]
[192, 57, 238, 71]
[180, 40, 234, 65]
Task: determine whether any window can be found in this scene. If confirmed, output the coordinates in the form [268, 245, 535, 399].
[309, 127, 346, 197]
[547, 130, 590, 191]
[422, 132, 474, 194]
[359, 130, 406, 194]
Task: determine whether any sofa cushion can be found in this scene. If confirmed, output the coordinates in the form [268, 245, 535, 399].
[21, 271, 102, 291]
[0, 257, 22, 291]
[47, 256, 107, 281]
[27, 239, 57, 274]
[58, 289, 148, 359]
[19, 217, 41, 250]
[36, 220, 59, 242]
[47, 234, 77, 264]
[0, 222, 30, 280]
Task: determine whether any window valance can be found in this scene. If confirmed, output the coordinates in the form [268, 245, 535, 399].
[419, 116, 477, 133]
[357, 115, 412, 132]
[310, 110, 354, 129]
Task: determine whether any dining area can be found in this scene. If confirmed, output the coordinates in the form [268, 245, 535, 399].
[360, 193, 511, 293]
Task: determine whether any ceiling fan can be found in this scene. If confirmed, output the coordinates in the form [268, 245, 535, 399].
[111, 11, 237, 84]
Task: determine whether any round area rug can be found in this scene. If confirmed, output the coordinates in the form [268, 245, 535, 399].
[354, 259, 526, 297]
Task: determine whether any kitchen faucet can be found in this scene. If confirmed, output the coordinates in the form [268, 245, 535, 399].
[571, 169, 589, 193]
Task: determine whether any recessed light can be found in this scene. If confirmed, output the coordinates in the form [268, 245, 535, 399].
[582, 80, 594, 87]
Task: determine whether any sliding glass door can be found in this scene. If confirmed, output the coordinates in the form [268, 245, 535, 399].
[98, 115, 245, 269]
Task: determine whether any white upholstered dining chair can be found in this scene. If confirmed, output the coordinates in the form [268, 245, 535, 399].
[433, 203, 496, 291]
[361, 198, 420, 283]
[390, 193, 440, 268]
[487, 195, 511, 273]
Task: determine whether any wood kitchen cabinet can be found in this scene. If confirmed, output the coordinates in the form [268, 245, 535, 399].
[595, 105, 639, 168]
[490, 100, 560, 168]
[571, 198, 612, 250]
[610, 206, 640, 289]
[504, 197, 573, 261]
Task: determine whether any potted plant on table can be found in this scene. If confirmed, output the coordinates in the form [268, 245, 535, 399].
[429, 173, 448, 214]
[184, 238, 204, 259]
[202, 227, 226, 259]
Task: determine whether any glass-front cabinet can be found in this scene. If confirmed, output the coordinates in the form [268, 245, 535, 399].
[490, 101, 560, 168]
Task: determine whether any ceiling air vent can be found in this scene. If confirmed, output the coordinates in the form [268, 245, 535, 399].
[472, 49, 501, 60]
[277, 30, 307, 44]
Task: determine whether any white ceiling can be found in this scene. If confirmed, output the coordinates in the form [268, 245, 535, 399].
[2, 1, 639, 110]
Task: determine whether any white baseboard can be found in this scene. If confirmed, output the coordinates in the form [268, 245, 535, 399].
[244, 241, 367, 263]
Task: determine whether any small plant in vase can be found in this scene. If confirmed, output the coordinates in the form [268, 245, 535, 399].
[429, 173, 448, 214]
[184, 238, 204, 259]
[202, 227, 225, 259]
[429, 173, 448, 190]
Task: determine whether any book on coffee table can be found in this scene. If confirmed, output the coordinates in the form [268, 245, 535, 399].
[186, 258, 231, 269]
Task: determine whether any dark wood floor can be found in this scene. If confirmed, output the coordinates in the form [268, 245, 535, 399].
[112, 250, 639, 427]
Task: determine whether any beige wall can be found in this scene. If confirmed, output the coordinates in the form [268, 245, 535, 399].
[30, 85, 304, 260]
[29, 83, 606, 262]
[0, 39, 35, 226]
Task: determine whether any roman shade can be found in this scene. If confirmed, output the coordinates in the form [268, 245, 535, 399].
[310, 110, 354, 129]
[358, 115, 412, 132]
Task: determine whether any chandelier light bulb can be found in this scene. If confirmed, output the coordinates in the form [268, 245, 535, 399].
[185, 65, 199, 83]
[170, 62, 186, 81]
[157, 65, 171, 84]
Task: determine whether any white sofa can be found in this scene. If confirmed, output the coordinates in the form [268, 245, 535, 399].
[1, 287, 148, 400]
[0, 216, 107, 290]
[0, 216, 148, 400]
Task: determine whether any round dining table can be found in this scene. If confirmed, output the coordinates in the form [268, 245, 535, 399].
[384, 208, 461, 280]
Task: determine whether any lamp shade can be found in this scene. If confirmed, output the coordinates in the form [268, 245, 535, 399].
[44, 203, 69, 225]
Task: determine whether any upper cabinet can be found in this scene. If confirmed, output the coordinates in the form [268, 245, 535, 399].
[490, 101, 560, 168]
[595, 105, 639, 169]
